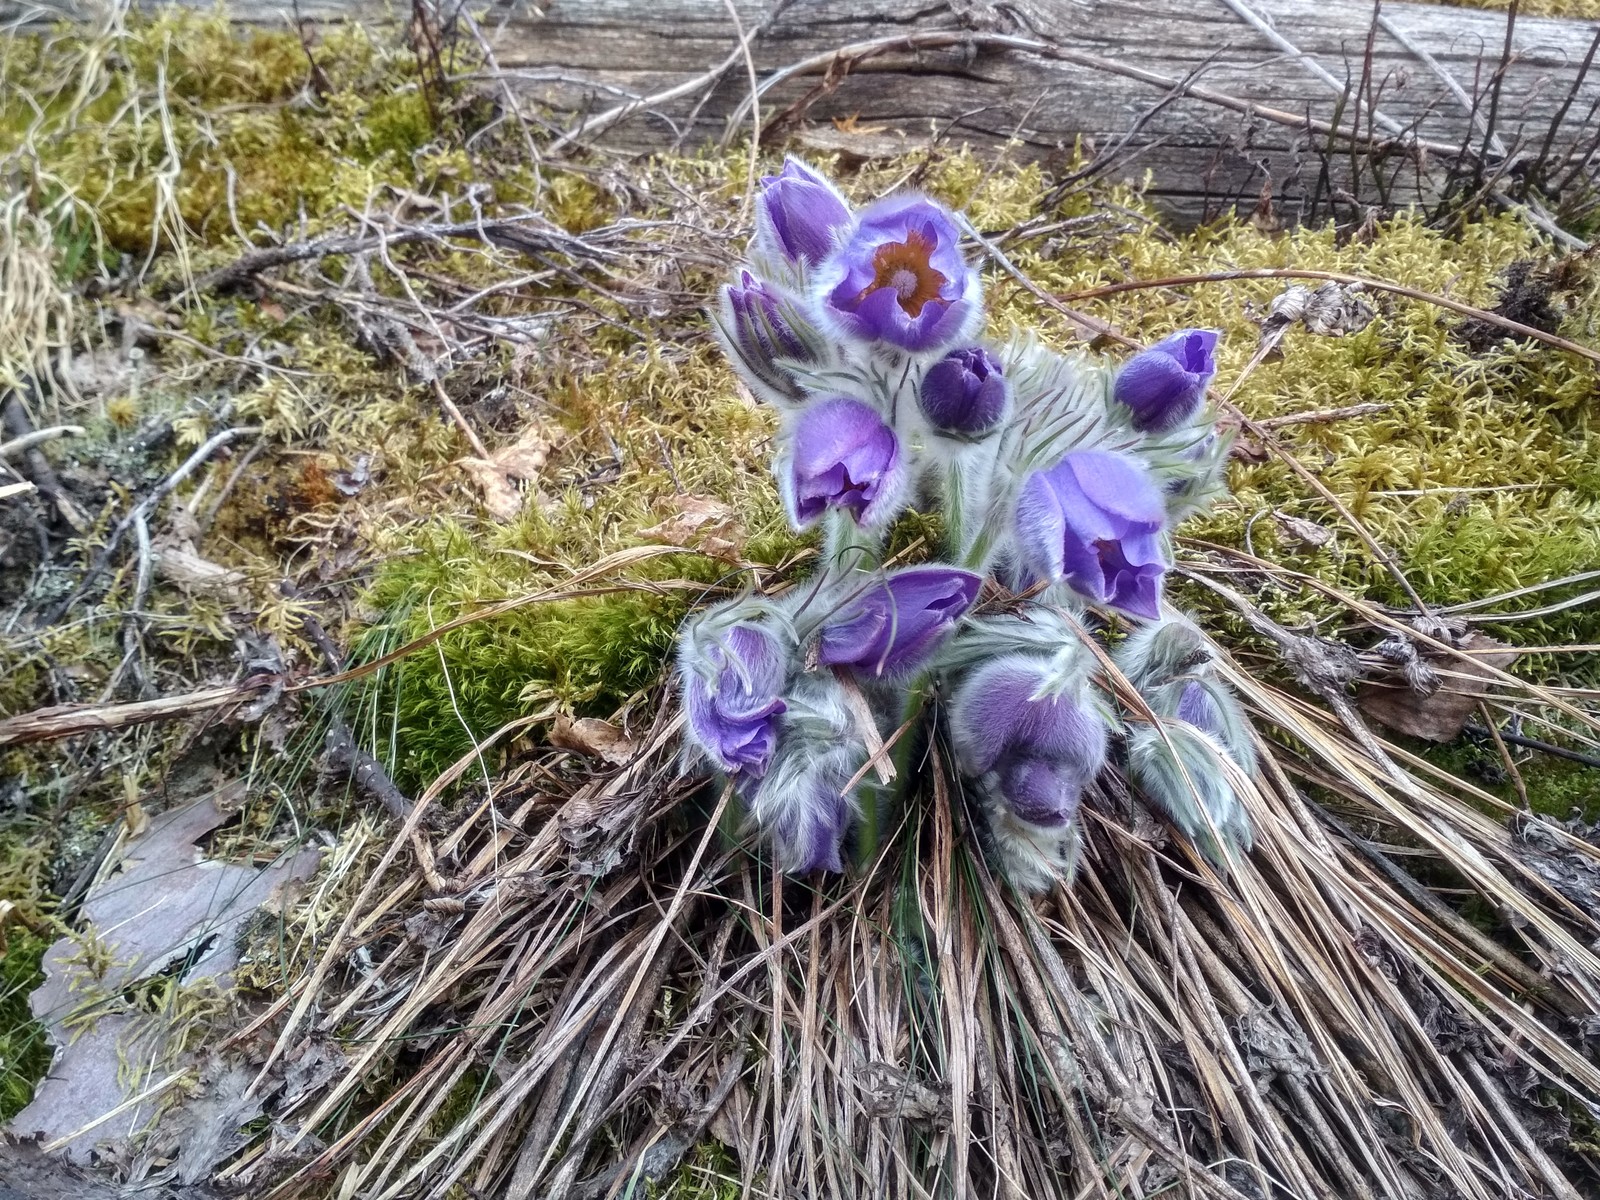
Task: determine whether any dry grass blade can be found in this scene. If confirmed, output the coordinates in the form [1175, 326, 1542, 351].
[244, 585, 1600, 1198]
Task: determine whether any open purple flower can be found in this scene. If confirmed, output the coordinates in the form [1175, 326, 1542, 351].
[952, 654, 1108, 827]
[919, 346, 1008, 435]
[819, 566, 982, 679]
[817, 194, 978, 352]
[681, 624, 788, 778]
[1113, 329, 1220, 432]
[758, 159, 852, 265]
[784, 397, 904, 528]
[1015, 450, 1167, 619]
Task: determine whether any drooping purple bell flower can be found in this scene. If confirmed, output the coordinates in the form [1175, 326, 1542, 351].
[919, 346, 1008, 435]
[758, 159, 852, 266]
[818, 566, 983, 679]
[1015, 450, 1168, 619]
[817, 194, 979, 353]
[1113, 329, 1220, 432]
[783, 397, 904, 529]
[681, 624, 788, 778]
[951, 653, 1109, 827]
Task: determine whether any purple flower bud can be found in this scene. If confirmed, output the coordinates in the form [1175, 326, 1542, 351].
[1015, 450, 1167, 620]
[784, 397, 904, 529]
[818, 566, 982, 679]
[768, 778, 850, 873]
[725, 270, 808, 364]
[681, 624, 788, 778]
[758, 159, 851, 265]
[919, 347, 1008, 435]
[1113, 329, 1220, 432]
[952, 654, 1108, 826]
[1176, 680, 1223, 735]
[818, 194, 979, 353]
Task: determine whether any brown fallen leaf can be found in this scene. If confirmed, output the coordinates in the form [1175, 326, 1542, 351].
[639, 494, 745, 561]
[1273, 510, 1334, 550]
[550, 715, 637, 765]
[1357, 629, 1519, 742]
[459, 424, 552, 520]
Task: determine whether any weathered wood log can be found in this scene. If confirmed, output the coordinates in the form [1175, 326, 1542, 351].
[9, 0, 1600, 224]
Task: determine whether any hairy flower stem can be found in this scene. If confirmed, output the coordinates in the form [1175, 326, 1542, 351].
[822, 510, 886, 577]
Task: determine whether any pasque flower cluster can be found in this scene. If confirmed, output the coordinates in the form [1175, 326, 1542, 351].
[677, 159, 1256, 887]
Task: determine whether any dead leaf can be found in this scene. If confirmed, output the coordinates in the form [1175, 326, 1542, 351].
[639, 495, 745, 561]
[460, 425, 551, 520]
[1357, 629, 1518, 742]
[10, 793, 321, 1165]
[550, 715, 636, 765]
[832, 114, 889, 135]
[1258, 281, 1376, 356]
[1273, 510, 1334, 549]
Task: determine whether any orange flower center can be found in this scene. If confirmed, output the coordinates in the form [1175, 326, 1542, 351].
[861, 230, 947, 317]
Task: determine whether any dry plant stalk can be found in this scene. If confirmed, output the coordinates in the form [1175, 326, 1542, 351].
[224, 583, 1600, 1199]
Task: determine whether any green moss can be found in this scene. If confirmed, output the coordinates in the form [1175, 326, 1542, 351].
[0, 11, 441, 260]
[0, 928, 51, 1121]
[350, 338, 806, 787]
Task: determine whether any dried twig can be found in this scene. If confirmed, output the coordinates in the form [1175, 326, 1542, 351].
[1059, 267, 1600, 364]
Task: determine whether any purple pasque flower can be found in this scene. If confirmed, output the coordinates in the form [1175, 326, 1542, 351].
[1113, 329, 1220, 432]
[952, 653, 1109, 826]
[758, 159, 852, 266]
[680, 623, 788, 778]
[818, 194, 978, 352]
[784, 397, 904, 529]
[1015, 450, 1168, 620]
[919, 346, 1008, 435]
[819, 566, 982, 679]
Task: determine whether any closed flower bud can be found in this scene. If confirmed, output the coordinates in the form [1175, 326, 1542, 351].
[1015, 450, 1167, 619]
[818, 566, 982, 679]
[1127, 720, 1253, 865]
[745, 674, 865, 875]
[1113, 329, 1220, 432]
[919, 346, 1008, 435]
[817, 194, 980, 353]
[767, 776, 851, 874]
[757, 159, 852, 266]
[717, 270, 818, 404]
[679, 616, 790, 779]
[726, 271, 808, 363]
[782, 397, 905, 529]
[951, 653, 1109, 827]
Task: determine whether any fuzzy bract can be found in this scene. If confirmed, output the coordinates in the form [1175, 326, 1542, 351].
[783, 397, 905, 529]
[680, 622, 789, 778]
[757, 158, 852, 266]
[817, 194, 979, 352]
[1015, 449, 1167, 619]
[919, 346, 1008, 435]
[1113, 328, 1219, 432]
[818, 566, 982, 679]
